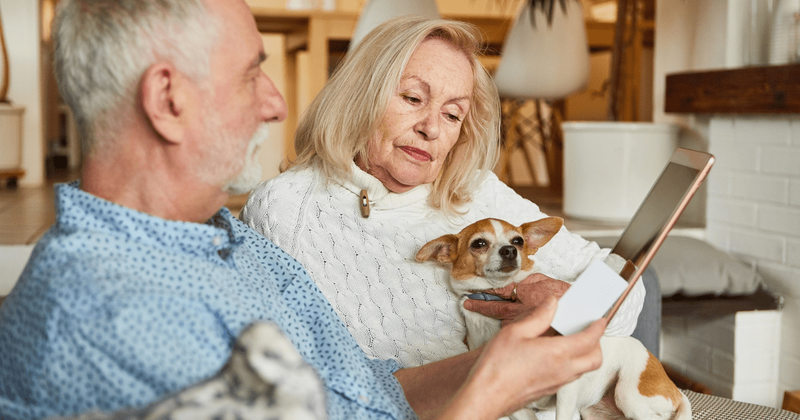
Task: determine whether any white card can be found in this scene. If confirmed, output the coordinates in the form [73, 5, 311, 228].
[551, 259, 628, 335]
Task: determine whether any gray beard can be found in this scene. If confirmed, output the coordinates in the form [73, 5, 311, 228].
[223, 124, 270, 195]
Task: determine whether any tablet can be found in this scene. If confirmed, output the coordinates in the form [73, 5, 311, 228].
[604, 147, 715, 321]
[549, 148, 714, 335]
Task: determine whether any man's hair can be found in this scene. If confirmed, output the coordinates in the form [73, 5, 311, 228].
[291, 16, 501, 215]
[53, 0, 220, 156]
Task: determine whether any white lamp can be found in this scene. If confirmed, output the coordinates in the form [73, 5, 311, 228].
[348, 0, 440, 51]
[493, 0, 590, 100]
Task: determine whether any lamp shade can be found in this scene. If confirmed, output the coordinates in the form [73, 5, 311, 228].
[493, 0, 590, 100]
[348, 0, 440, 51]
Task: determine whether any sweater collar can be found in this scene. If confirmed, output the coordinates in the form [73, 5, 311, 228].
[337, 162, 432, 211]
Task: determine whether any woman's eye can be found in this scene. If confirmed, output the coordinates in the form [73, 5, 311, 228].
[511, 237, 524, 246]
[445, 113, 461, 122]
[403, 95, 421, 104]
[470, 239, 487, 249]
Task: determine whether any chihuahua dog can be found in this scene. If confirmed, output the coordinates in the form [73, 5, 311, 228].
[416, 217, 691, 420]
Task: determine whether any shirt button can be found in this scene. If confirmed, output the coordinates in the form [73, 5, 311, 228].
[358, 395, 369, 403]
[212, 236, 222, 246]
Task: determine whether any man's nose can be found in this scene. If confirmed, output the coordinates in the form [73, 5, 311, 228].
[415, 108, 440, 140]
[259, 72, 287, 123]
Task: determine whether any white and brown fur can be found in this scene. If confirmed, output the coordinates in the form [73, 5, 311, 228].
[416, 217, 691, 420]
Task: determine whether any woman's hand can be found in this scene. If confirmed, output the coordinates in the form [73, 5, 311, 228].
[462, 273, 570, 326]
[437, 297, 607, 420]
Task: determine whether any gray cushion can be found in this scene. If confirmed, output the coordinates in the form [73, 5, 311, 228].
[590, 236, 763, 297]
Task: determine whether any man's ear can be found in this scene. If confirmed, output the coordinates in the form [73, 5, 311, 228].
[140, 62, 193, 144]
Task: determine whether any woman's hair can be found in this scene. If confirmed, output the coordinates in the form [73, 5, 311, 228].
[53, 0, 220, 156]
[291, 16, 501, 215]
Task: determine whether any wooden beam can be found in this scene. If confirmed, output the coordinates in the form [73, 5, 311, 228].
[285, 30, 307, 52]
[662, 287, 782, 318]
[665, 64, 800, 114]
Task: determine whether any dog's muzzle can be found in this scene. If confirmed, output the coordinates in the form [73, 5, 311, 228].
[499, 246, 517, 260]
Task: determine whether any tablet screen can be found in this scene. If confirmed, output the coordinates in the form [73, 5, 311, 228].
[602, 148, 714, 322]
[611, 161, 701, 265]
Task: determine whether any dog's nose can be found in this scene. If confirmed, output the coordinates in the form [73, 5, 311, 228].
[499, 245, 517, 260]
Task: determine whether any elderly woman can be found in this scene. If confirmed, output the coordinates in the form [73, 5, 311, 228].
[242, 15, 643, 387]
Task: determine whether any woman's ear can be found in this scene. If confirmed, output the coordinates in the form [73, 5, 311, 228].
[140, 62, 192, 144]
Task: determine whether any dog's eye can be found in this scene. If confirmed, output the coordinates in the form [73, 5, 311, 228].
[511, 237, 524, 246]
[470, 239, 487, 249]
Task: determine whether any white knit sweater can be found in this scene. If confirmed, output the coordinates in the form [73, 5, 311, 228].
[241, 164, 645, 369]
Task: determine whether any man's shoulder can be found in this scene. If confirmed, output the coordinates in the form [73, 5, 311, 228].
[12, 230, 139, 305]
[231, 218, 310, 274]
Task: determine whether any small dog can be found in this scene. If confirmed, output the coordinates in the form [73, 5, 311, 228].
[416, 217, 691, 420]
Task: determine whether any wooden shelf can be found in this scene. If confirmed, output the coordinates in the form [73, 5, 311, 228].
[661, 287, 783, 318]
[664, 64, 800, 114]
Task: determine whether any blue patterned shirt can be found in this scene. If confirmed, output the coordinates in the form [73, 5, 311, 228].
[0, 182, 416, 420]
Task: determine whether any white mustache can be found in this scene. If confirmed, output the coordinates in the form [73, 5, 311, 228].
[222, 124, 271, 195]
[248, 124, 270, 154]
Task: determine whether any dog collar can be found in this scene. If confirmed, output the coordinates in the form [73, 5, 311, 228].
[466, 292, 511, 301]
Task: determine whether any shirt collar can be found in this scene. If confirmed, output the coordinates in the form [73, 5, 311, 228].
[55, 182, 245, 259]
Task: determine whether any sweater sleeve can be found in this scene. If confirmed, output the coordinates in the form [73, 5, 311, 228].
[471, 172, 645, 337]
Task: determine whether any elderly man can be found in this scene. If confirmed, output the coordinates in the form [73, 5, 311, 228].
[0, 0, 606, 419]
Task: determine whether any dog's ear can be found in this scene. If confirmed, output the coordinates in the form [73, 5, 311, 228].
[416, 235, 459, 264]
[521, 217, 564, 249]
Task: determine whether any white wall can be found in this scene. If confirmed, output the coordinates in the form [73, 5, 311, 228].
[662, 308, 782, 406]
[653, 0, 730, 126]
[654, 0, 799, 408]
[1, 0, 44, 187]
[706, 115, 800, 406]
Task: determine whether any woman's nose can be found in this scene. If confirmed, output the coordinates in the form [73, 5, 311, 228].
[258, 72, 288, 123]
[415, 109, 440, 140]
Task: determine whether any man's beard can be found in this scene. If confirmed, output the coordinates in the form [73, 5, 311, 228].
[197, 109, 270, 195]
[222, 124, 270, 195]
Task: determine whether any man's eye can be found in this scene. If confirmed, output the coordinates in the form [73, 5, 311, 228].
[511, 237, 524, 246]
[470, 239, 487, 249]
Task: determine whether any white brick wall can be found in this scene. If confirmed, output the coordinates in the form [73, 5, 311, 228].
[661, 314, 737, 397]
[702, 115, 800, 407]
[661, 310, 782, 407]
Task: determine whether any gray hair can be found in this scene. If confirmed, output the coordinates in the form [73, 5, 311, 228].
[53, 0, 221, 156]
[291, 16, 501, 216]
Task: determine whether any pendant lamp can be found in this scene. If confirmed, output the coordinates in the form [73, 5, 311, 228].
[348, 0, 440, 51]
[493, 0, 590, 100]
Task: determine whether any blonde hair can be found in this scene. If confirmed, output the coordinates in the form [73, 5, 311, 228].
[291, 16, 501, 215]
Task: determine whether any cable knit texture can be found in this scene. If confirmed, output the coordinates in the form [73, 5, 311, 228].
[241, 164, 645, 370]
